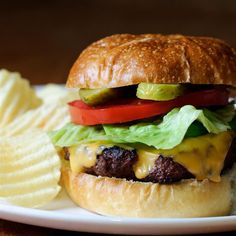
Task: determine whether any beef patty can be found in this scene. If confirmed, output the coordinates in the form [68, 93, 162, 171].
[86, 146, 137, 180]
[63, 139, 236, 184]
[142, 155, 194, 183]
[85, 146, 193, 183]
[64, 146, 193, 183]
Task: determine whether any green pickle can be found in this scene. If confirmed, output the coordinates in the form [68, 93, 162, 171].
[79, 88, 120, 106]
[136, 83, 185, 101]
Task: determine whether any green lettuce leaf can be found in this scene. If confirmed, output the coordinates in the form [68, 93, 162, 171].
[103, 105, 229, 149]
[49, 105, 230, 149]
[49, 123, 107, 147]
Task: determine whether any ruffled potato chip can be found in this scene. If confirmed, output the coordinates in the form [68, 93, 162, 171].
[0, 69, 42, 127]
[0, 103, 70, 137]
[0, 131, 61, 207]
[36, 83, 79, 105]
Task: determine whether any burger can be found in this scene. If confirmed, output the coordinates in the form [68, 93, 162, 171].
[50, 34, 236, 217]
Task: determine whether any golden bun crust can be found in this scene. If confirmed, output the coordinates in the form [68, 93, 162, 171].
[67, 34, 236, 88]
[62, 168, 231, 218]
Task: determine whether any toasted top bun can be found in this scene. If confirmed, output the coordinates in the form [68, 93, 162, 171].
[67, 34, 236, 89]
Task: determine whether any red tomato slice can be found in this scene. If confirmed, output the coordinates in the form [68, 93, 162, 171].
[69, 89, 229, 125]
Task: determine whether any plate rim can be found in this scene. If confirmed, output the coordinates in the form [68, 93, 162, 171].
[0, 202, 236, 235]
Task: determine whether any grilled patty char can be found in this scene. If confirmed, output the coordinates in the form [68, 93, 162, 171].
[142, 155, 194, 183]
[63, 146, 194, 183]
[87, 146, 194, 183]
[85, 146, 138, 180]
[63, 139, 236, 184]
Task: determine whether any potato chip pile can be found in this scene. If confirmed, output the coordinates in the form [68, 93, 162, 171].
[0, 69, 42, 127]
[0, 69, 79, 208]
[36, 83, 79, 105]
[0, 103, 70, 137]
[0, 131, 61, 207]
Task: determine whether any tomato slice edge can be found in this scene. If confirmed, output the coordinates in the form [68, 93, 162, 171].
[69, 89, 229, 125]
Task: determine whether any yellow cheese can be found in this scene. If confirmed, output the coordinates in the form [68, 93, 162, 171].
[133, 131, 234, 182]
[69, 131, 234, 182]
[69, 143, 133, 173]
[69, 143, 100, 173]
[133, 149, 157, 179]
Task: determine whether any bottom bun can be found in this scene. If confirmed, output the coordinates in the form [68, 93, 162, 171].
[62, 168, 232, 218]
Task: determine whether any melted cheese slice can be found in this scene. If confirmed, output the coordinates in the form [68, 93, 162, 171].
[69, 143, 100, 173]
[134, 131, 234, 182]
[69, 131, 234, 182]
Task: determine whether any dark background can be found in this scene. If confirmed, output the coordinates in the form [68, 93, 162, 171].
[0, 0, 236, 84]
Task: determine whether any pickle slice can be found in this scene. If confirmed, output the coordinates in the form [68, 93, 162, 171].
[79, 88, 120, 106]
[136, 83, 185, 101]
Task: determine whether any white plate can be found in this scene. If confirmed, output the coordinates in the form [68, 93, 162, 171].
[0, 190, 236, 235]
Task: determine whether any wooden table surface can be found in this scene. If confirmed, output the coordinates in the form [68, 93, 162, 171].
[0, 218, 235, 235]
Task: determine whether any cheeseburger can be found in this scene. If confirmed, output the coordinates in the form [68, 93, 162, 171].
[51, 34, 236, 217]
